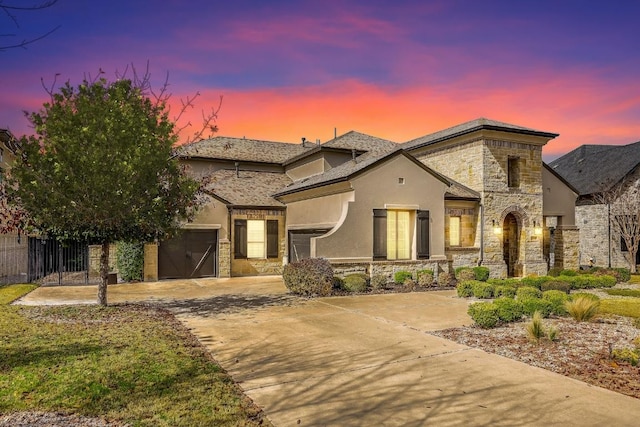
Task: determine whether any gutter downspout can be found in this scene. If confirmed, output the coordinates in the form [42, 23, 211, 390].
[479, 203, 484, 266]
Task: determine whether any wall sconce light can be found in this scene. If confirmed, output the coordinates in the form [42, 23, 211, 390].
[492, 220, 502, 235]
[534, 220, 543, 236]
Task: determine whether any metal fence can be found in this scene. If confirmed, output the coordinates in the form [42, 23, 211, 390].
[27, 237, 100, 286]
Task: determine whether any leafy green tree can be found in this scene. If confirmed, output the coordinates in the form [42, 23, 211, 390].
[9, 77, 200, 305]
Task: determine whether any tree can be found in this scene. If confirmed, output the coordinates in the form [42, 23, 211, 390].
[1, 1, 60, 51]
[8, 76, 202, 305]
[595, 176, 640, 273]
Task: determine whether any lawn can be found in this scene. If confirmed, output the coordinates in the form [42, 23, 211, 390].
[0, 285, 269, 426]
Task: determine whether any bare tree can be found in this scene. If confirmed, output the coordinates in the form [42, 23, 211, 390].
[595, 174, 640, 273]
[1, 0, 60, 51]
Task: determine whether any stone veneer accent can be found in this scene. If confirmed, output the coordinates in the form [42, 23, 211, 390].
[143, 243, 158, 282]
[331, 259, 452, 282]
[576, 204, 633, 269]
[218, 239, 231, 278]
[554, 226, 580, 270]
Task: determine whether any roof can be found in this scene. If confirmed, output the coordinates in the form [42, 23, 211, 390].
[0, 129, 19, 154]
[445, 181, 481, 200]
[178, 136, 313, 164]
[321, 131, 398, 154]
[402, 118, 559, 151]
[205, 169, 292, 207]
[549, 140, 640, 195]
[274, 148, 450, 197]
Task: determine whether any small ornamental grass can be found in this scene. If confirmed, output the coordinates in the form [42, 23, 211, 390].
[565, 295, 600, 322]
[525, 310, 558, 344]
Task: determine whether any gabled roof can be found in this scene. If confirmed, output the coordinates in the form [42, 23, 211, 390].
[445, 181, 481, 201]
[205, 170, 292, 207]
[542, 162, 579, 195]
[549, 140, 640, 195]
[321, 131, 398, 154]
[274, 148, 450, 197]
[179, 136, 313, 164]
[0, 129, 19, 154]
[402, 118, 559, 151]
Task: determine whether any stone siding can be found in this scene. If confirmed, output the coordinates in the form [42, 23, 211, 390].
[554, 226, 579, 270]
[143, 243, 158, 282]
[446, 247, 481, 270]
[332, 259, 452, 282]
[218, 239, 231, 278]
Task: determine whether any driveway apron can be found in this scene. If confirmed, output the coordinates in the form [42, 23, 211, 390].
[16, 278, 640, 426]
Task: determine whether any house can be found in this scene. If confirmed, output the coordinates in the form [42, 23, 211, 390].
[147, 118, 579, 281]
[550, 141, 640, 270]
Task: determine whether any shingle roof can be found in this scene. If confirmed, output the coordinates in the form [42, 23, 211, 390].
[402, 118, 559, 151]
[549, 141, 640, 195]
[179, 136, 313, 164]
[205, 169, 292, 207]
[321, 131, 398, 154]
[445, 181, 481, 200]
[274, 148, 450, 197]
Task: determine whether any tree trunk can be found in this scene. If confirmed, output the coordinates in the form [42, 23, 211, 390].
[630, 249, 638, 274]
[98, 241, 109, 306]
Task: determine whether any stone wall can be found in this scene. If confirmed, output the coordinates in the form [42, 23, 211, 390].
[554, 226, 579, 270]
[576, 204, 609, 267]
[143, 244, 158, 282]
[331, 259, 452, 282]
[218, 239, 231, 278]
[88, 244, 117, 275]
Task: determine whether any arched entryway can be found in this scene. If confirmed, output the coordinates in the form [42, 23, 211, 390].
[503, 213, 520, 277]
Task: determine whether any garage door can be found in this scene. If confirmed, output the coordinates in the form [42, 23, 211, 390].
[158, 230, 217, 279]
[288, 229, 330, 262]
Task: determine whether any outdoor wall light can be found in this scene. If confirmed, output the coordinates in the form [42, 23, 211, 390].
[534, 220, 543, 236]
[492, 220, 502, 235]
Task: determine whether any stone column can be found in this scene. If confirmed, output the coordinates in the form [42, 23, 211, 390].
[554, 226, 580, 270]
[218, 239, 231, 278]
[143, 243, 158, 282]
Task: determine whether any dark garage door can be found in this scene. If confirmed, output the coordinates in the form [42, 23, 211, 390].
[288, 229, 330, 262]
[158, 230, 217, 279]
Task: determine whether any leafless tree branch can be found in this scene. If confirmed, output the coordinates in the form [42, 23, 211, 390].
[0, 1, 60, 51]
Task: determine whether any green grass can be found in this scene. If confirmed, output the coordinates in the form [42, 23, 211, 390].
[0, 303, 269, 426]
[604, 289, 640, 298]
[0, 284, 38, 305]
[600, 299, 640, 318]
[630, 275, 640, 285]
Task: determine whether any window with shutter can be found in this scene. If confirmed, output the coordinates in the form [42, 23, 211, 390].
[234, 219, 247, 258]
[373, 209, 387, 260]
[267, 220, 279, 258]
[417, 210, 430, 259]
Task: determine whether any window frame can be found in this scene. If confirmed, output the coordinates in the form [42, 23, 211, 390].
[449, 216, 461, 247]
[234, 219, 279, 259]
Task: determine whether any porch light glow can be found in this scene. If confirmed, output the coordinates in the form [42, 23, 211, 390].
[492, 220, 502, 235]
[534, 220, 543, 236]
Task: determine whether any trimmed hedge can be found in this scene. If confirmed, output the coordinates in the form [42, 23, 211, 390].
[487, 278, 521, 287]
[116, 241, 144, 282]
[468, 302, 500, 328]
[559, 274, 616, 289]
[473, 266, 490, 282]
[371, 274, 388, 290]
[343, 274, 368, 293]
[521, 298, 554, 317]
[472, 281, 494, 299]
[493, 297, 524, 322]
[494, 285, 517, 299]
[516, 286, 542, 300]
[455, 267, 475, 281]
[416, 269, 434, 287]
[543, 290, 570, 315]
[283, 258, 333, 296]
[520, 276, 552, 289]
[540, 280, 571, 293]
[394, 270, 413, 284]
[456, 280, 476, 298]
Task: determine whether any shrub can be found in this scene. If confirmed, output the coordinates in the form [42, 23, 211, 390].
[493, 297, 523, 322]
[542, 290, 570, 315]
[437, 271, 452, 287]
[116, 241, 144, 282]
[456, 280, 475, 298]
[488, 278, 521, 287]
[416, 269, 434, 287]
[605, 289, 640, 298]
[332, 276, 345, 290]
[560, 269, 578, 276]
[540, 280, 571, 294]
[394, 270, 413, 284]
[467, 302, 500, 328]
[343, 274, 368, 293]
[283, 258, 333, 297]
[520, 276, 552, 289]
[526, 311, 545, 343]
[455, 267, 475, 281]
[516, 286, 542, 300]
[494, 285, 517, 299]
[548, 267, 563, 277]
[472, 281, 494, 299]
[404, 278, 417, 291]
[612, 348, 639, 366]
[371, 274, 388, 290]
[472, 266, 490, 282]
[564, 274, 616, 289]
[521, 298, 553, 317]
[565, 295, 600, 322]
[613, 268, 632, 283]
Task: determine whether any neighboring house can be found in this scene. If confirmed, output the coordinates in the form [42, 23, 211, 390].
[148, 118, 579, 281]
[0, 128, 28, 284]
[550, 141, 640, 270]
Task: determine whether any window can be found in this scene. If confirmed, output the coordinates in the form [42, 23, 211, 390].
[387, 210, 410, 260]
[234, 219, 279, 259]
[508, 157, 520, 188]
[449, 216, 461, 246]
[373, 209, 430, 260]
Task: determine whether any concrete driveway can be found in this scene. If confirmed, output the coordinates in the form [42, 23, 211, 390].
[16, 277, 640, 426]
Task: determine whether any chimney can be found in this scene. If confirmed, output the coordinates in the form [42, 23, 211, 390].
[352, 148, 357, 162]
[301, 137, 306, 146]
[316, 139, 320, 146]
[235, 162, 239, 178]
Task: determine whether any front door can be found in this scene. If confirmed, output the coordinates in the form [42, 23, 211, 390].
[158, 230, 217, 279]
[502, 214, 520, 277]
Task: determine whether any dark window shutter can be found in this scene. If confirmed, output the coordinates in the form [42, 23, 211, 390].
[267, 220, 279, 258]
[417, 210, 430, 259]
[234, 219, 247, 258]
[373, 209, 387, 260]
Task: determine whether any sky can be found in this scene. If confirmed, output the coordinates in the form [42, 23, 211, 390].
[1, 1, 639, 161]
